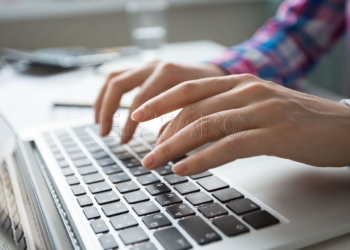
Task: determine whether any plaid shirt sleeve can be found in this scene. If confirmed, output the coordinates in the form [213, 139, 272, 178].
[211, 0, 346, 87]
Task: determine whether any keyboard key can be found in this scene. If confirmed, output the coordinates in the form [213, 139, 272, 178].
[88, 182, 112, 194]
[212, 215, 249, 236]
[171, 155, 187, 164]
[133, 201, 160, 216]
[95, 191, 120, 205]
[242, 210, 279, 229]
[110, 213, 138, 230]
[116, 181, 140, 193]
[166, 204, 195, 219]
[146, 182, 171, 196]
[142, 213, 171, 229]
[124, 191, 149, 204]
[102, 164, 123, 175]
[197, 176, 229, 192]
[212, 188, 244, 203]
[119, 227, 149, 245]
[102, 202, 128, 217]
[66, 147, 82, 155]
[132, 145, 150, 154]
[164, 174, 188, 185]
[97, 158, 115, 167]
[62, 167, 74, 176]
[111, 146, 127, 154]
[138, 152, 150, 158]
[57, 160, 69, 168]
[73, 158, 91, 168]
[99, 234, 118, 250]
[91, 219, 109, 234]
[116, 152, 134, 161]
[77, 195, 93, 207]
[198, 203, 228, 218]
[174, 182, 200, 195]
[130, 242, 157, 250]
[69, 152, 86, 161]
[129, 166, 151, 176]
[83, 207, 100, 220]
[154, 227, 192, 250]
[83, 173, 104, 184]
[54, 153, 64, 161]
[128, 139, 142, 147]
[226, 198, 260, 215]
[155, 193, 182, 207]
[66, 176, 80, 185]
[87, 145, 103, 153]
[156, 165, 174, 176]
[15, 226, 23, 242]
[109, 172, 131, 183]
[91, 151, 109, 160]
[137, 174, 160, 186]
[179, 216, 221, 245]
[18, 236, 26, 250]
[71, 185, 86, 196]
[186, 192, 213, 206]
[78, 166, 98, 175]
[190, 171, 213, 180]
[123, 158, 142, 168]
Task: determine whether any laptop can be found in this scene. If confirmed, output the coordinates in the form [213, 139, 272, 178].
[1, 110, 350, 250]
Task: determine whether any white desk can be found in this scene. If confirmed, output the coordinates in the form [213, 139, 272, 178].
[0, 40, 349, 249]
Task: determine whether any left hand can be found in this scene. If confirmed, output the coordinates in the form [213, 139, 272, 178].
[131, 74, 350, 176]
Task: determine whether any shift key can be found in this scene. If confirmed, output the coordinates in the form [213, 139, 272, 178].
[178, 216, 221, 245]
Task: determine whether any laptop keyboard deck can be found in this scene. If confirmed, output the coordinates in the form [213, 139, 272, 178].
[42, 124, 279, 249]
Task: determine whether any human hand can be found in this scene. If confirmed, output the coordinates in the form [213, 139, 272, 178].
[94, 61, 225, 141]
[131, 74, 350, 175]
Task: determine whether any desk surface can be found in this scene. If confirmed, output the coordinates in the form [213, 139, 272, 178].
[0, 40, 349, 249]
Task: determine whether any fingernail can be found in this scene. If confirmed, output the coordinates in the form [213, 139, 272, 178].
[131, 107, 145, 121]
[172, 160, 188, 175]
[142, 151, 155, 169]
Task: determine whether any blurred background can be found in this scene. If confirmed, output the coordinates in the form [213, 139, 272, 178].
[0, 0, 348, 96]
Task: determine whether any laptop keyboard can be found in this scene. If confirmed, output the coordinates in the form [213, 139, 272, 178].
[43, 124, 279, 249]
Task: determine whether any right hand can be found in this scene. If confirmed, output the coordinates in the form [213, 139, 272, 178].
[94, 61, 225, 143]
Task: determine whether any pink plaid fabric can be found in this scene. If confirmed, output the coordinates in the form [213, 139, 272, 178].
[212, 0, 347, 88]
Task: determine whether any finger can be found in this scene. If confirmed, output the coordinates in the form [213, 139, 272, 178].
[158, 120, 171, 138]
[141, 108, 260, 170]
[94, 70, 128, 123]
[157, 89, 250, 145]
[99, 66, 155, 136]
[173, 128, 268, 176]
[120, 63, 189, 143]
[131, 74, 253, 122]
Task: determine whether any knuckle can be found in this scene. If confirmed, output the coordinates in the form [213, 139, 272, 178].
[178, 81, 199, 95]
[234, 73, 259, 82]
[241, 81, 271, 95]
[223, 136, 241, 157]
[157, 141, 172, 155]
[157, 61, 179, 72]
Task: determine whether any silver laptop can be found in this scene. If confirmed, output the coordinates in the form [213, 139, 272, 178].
[1, 111, 350, 250]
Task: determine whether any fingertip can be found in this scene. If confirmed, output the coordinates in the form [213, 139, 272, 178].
[172, 160, 188, 175]
[131, 107, 145, 121]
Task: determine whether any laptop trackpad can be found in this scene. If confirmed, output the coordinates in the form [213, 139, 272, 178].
[211, 156, 350, 227]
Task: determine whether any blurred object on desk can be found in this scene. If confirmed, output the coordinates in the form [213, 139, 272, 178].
[2, 46, 120, 73]
[126, 0, 168, 62]
[51, 105, 93, 123]
[53, 74, 140, 109]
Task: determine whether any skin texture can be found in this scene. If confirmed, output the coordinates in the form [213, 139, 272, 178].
[129, 74, 350, 176]
[94, 61, 225, 141]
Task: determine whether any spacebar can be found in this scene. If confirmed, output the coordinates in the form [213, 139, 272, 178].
[178, 216, 221, 245]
